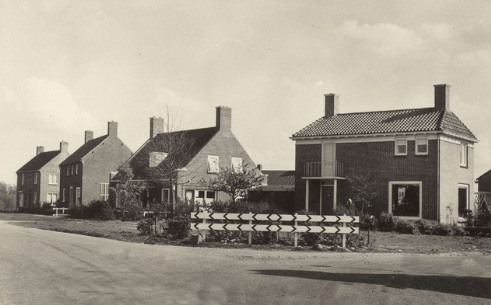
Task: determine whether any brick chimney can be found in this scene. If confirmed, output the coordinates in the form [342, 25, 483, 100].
[107, 121, 118, 136]
[325, 94, 339, 117]
[434, 84, 450, 110]
[150, 117, 164, 138]
[60, 141, 68, 153]
[216, 106, 232, 131]
[36, 146, 44, 155]
[85, 130, 94, 143]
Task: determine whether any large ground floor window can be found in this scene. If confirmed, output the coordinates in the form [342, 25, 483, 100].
[389, 181, 422, 218]
[458, 184, 469, 216]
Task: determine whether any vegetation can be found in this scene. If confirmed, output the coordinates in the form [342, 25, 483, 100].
[0, 182, 16, 211]
[68, 200, 114, 220]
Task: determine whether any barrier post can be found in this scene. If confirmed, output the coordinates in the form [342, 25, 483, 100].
[294, 213, 298, 248]
[342, 213, 346, 249]
[248, 212, 252, 245]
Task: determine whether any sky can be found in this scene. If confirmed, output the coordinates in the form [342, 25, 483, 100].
[1, 0, 491, 185]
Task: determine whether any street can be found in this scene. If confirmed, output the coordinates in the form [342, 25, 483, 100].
[0, 221, 490, 305]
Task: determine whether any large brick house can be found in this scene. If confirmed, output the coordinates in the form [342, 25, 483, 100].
[291, 84, 477, 223]
[112, 106, 258, 206]
[16, 142, 70, 208]
[59, 122, 132, 207]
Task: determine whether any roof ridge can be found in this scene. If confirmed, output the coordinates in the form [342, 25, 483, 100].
[335, 107, 437, 116]
[155, 126, 217, 137]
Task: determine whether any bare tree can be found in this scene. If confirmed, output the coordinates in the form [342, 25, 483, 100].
[0, 182, 16, 211]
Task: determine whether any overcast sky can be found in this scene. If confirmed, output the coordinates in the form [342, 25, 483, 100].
[1, 0, 491, 185]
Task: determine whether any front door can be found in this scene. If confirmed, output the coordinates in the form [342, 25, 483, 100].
[321, 184, 334, 215]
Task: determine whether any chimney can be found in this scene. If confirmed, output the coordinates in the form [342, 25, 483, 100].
[216, 106, 232, 131]
[107, 121, 118, 136]
[434, 84, 450, 110]
[60, 141, 68, 153]
[325, 94, 339, 117]
[85, 130, 94, 143]
[257, 164, 263, 171]
[150, 117, 164, 138]
[36, 146, 44, 155]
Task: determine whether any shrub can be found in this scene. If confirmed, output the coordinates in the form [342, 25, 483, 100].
[394, 219, 420, 234]
[347, 234, 365, 248]
[414, 219, 437, 235]
[360, 214, 378, 230]
[88, 201, 114, 220]
[167, 214, 190, 239]
[137, 218, 154, 235]
[300, 233, 320, 246]
[377, 213, 395, 231]
[68, 205, 91, 219]
[252, 232, 277, 244]
[121, 204, 144, 221]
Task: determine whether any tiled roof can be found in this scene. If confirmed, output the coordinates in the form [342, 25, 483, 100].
[17, 150, 62, 172]
[263, 170, 295, 187]
[476, 170, 491, 181]
[128, 127, 218, 179]
[292, 108, 477, 141]
[60, 135, 109, 166]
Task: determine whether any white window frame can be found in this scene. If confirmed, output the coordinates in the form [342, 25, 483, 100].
[388, 181, 422, 219]
[69, 186, 73, 205]
[208, 155, 219, 173]
[62, 188, 66, 203]
[66, 166, 69, 176]
[76, 187, 81, 205]
[232, 157, 243, 173]
[415, 138, 428, 155]
[18, 191, 24, 207]
[149, 152, 168, 167]
[161, 188, 170, 203]
[34, 172, 38, 184]
[49, 173, 58, 185]
[33, 192, 37, 205]
[75, 163, 78, 175]
[100, 183, 109, 201]
[460, 143, 468, 167]
[21, 174, 24, 185]
[458, 183, 470, 215]
[395, 138, 408, 156]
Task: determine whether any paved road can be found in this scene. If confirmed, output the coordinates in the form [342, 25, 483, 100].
[0, 221, 490, 305]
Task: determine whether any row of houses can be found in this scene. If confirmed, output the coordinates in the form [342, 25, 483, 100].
[16, 84, 482, 223]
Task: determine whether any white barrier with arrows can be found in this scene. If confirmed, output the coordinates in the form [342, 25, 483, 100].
[190, 212, 359, 248]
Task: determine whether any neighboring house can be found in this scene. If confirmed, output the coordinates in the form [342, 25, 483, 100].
[476, 170, 491, 192]
[59, 122, 132, 207]
[291, 84, 477, 223]
[112, 106, 257, 206]
[248, 169, 295, 213]
[16, 142, 70, 209]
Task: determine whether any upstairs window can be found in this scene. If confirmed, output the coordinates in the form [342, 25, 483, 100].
[34, 172, 38, 184]
[232, 157, 243, 172]
[66, 166, 69, 176]
[395, 138, 407, 156]
[100, 183, 109, 201]
[460, 143, 468, 167]
[49, 173, 57, 185]
[416, 138, 428, 155]
[208, 155, 219, 173]
[21, 174, 24, 185]
[75, 163, 79, 175]
[149, 152, 168, 167]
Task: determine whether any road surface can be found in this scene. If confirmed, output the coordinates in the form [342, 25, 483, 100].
[0, 221, 490, 305]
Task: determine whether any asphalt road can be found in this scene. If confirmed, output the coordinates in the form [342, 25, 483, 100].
[0, 221, 490, 305]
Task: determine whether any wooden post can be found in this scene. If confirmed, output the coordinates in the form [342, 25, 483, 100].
[342, 213, 346, 249]
[202, 216, 207, 241]
[294, 213, 298, 248]
[248, 212, 252, 245]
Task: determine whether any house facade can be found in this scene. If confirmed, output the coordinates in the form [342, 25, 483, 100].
[16, 142, 70, 208]
[292, 84, 477, 223]
[59, 122, 132, 207]
[112, 106, 258, 206]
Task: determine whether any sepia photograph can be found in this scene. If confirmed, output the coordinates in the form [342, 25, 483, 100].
[0, 1, 490, 304]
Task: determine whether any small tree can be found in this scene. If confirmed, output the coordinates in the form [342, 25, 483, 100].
[202, 166, 264, 202]
[111, 163, 142, 211]
[346, 174, 378, 215]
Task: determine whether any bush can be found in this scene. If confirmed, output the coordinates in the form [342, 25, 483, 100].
[67, 205, 91, 219]
[88, 201, 114, 220]
[377, 213, 395, 231]
[394, 219, 420, 234]
[137, 218, 154, 235]
[121, 204, 144, 221]
[360, 214, 378, 230]
[167, 214, 190, 239]
[414, 219, 437, 235]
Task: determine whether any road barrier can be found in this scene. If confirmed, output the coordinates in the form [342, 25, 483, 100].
[190, 212, 359, 248]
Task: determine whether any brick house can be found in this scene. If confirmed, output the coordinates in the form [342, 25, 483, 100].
[16, 142, 70, 208]
[112, 106, 258, 206]
[59, 122, 132, 207]
[291, 84, 477, 223]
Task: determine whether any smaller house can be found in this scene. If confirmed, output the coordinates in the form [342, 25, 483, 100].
[112, 106, 258, 206]
[248, 168, 295, 213]
[475, 170, 491, 206]
[16, 142, 70, 208]
[59, 122, 132, 207]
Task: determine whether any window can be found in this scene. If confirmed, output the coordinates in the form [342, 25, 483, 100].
[33, 192, 37, 205]
[70, 165, 74, 176]
[232, 157, 243, 172]
[49, 173, 57, 185]
[208, 155, 219, 173]
[69, 186, 73, 205]
[75, 163, 78, 175]
[100, 183, 109, 201]
[161, 188, 170, 203]
[149, 152, 168, 167]
[21, 174, 24, 185]
[395, 138, 407, 156]
[18, 191, 23, 207]
[76, 187, 81, 205]
[460, 143, 468, 167]
[389, 182, 422, 218]
[34, 172, 38, 184]
[458, 184, 469, 216]
[66, 166, 69, 176]
[415, 138, 428, 155]
[47, 193, 57, 204]
[62, 188, 66, 203]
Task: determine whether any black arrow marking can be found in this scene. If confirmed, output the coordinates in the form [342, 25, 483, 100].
[209, 212, 214, 220]
[266, 225, 272, 232]
[351, 216, 356, 223]
[277, 214, 282, 221]
[321, 215, 327, 223]
[194, 223, 199, 230]
[208, 223, 214, 231]
[267, 214, 273, 221]
[194, 212, 199, 219]
[306, 226, 311, 233]
[252, 214, 258, 221]
[224, 213, 229, 221]
[306, 215, 311, 222]
[238, 224, 243, 231]
[292, 214, 297, 222]
[224, 224, 229, 232]
[320, 225, 326, 233]
[238, 213, 244, 221]
[350, 226, 355, 234]
[252, 225, 257, 232]
[335, 215, 341, 223]
[334, 226, 340, 234]
[292, 226, 297, 233]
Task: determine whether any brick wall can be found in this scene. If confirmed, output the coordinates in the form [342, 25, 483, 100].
[16, 171, 40, 208]
[59, 163, 83, 207]
[294, 144, 321, 211]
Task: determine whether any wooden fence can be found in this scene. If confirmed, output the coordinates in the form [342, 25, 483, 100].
[190, 212, 359, 248]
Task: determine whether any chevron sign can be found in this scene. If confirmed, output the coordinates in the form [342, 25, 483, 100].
[192, 223, 358, 234]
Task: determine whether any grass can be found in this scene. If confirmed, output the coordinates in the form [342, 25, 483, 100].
[1, 213, 491, 254]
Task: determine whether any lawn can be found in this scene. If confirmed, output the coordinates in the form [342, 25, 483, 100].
[1, 213, 490, 254]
